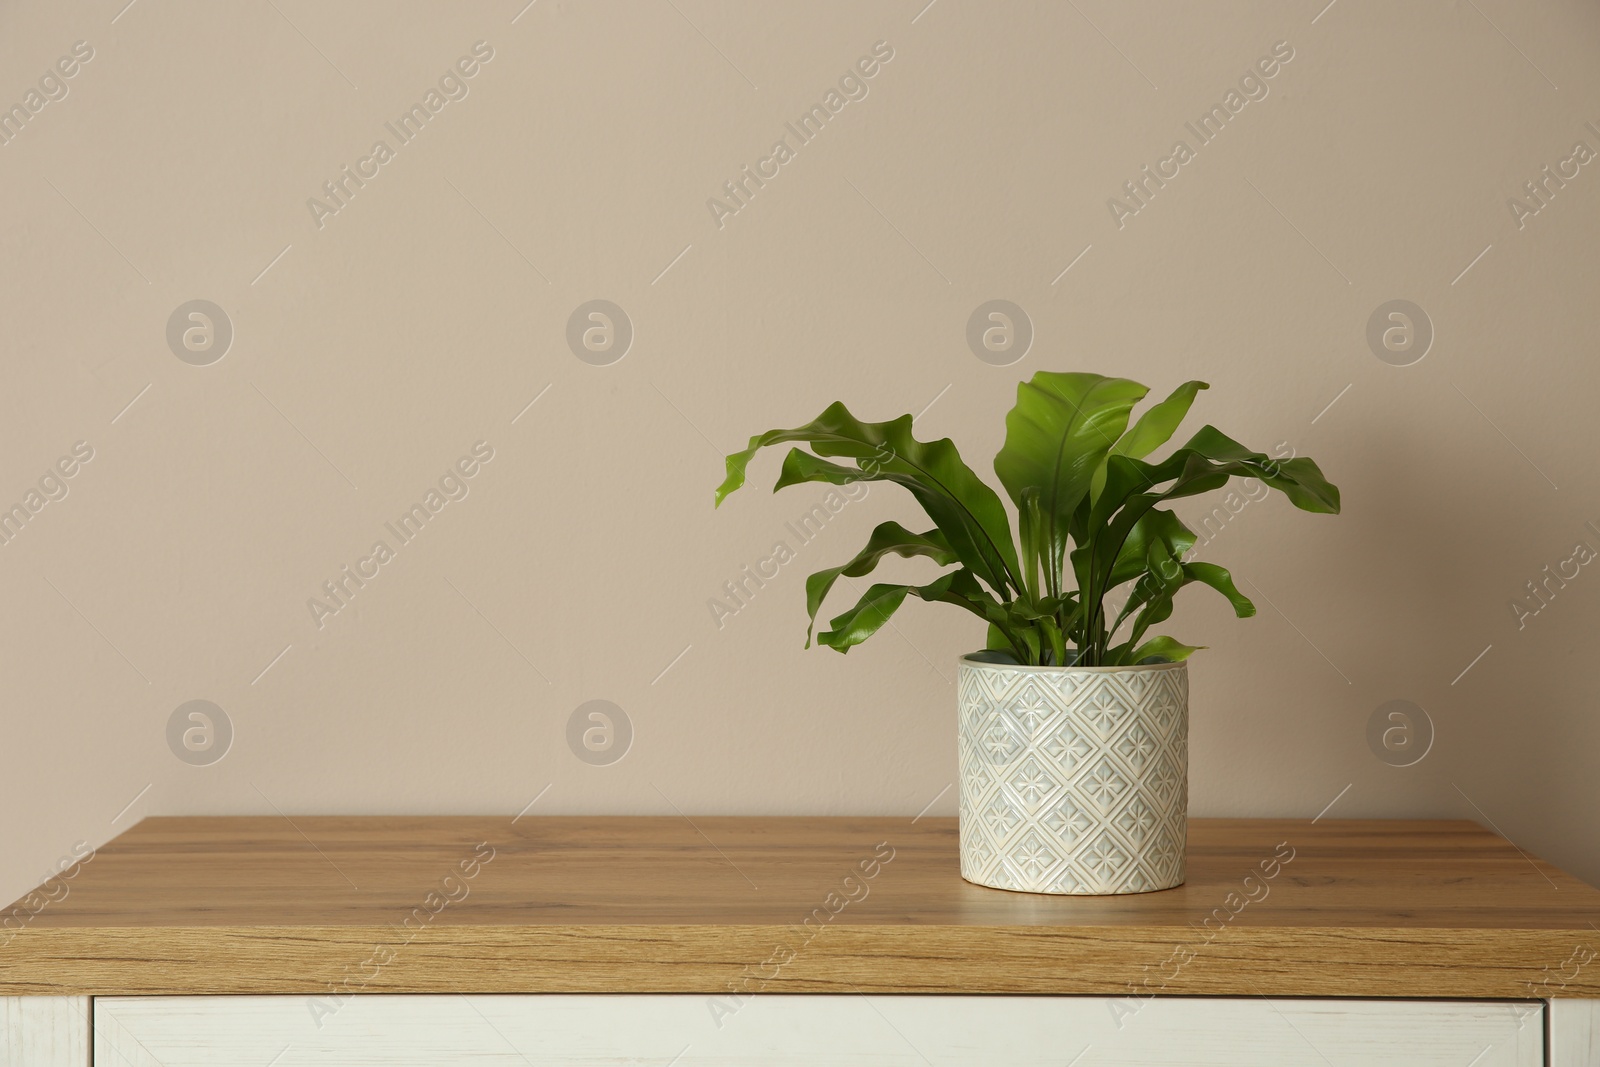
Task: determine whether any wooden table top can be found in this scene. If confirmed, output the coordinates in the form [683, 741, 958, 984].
[2, 816, 1597, 998]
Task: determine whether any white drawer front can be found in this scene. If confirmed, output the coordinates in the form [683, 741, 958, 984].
[2, 998, 89, 1067]
[93, 994, 1543, 1066]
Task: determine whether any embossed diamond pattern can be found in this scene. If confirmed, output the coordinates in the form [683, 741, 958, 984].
[958, 659, 1187, 895]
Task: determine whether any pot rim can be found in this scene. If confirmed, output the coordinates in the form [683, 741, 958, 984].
[958, 652, 1187, 674]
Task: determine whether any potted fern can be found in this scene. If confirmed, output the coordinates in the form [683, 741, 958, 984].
[716, 372, 1339, 895]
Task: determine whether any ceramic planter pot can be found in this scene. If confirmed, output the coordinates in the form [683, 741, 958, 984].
[957, 653, 1187, 895]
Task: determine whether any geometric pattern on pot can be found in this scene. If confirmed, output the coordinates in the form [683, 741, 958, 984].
[957, 656, 1188, 895]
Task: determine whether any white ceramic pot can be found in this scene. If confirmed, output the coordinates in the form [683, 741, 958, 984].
[957, 653, 1187, 895]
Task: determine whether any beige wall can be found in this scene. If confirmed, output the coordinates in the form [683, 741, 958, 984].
[3, 0, 1600, 902]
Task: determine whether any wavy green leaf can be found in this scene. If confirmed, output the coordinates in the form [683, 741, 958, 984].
[1114, 380, 1210, 461]
[1098, 508, 1197, 594]
[1088, 432, 1340, 604]
[803, 522, 956, 645]
[716, 403, 1020, 595]
[1127, 635, 1203, 664]
[1183, 561, 1255, 618]
[817, 573, 957, 651]
[994, 372, 1148, 595]
[1090, 380, 1209, 501]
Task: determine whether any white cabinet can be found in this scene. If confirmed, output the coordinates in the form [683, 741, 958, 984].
[1549, 999, 1600, 1066]
[85, 994, 1543, 1066]
[1, 998, 87, 1067]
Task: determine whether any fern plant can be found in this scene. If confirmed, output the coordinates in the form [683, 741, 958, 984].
[715, 371, 1339, 666]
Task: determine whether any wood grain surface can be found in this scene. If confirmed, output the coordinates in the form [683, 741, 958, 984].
[1, 816, 1596, 997]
